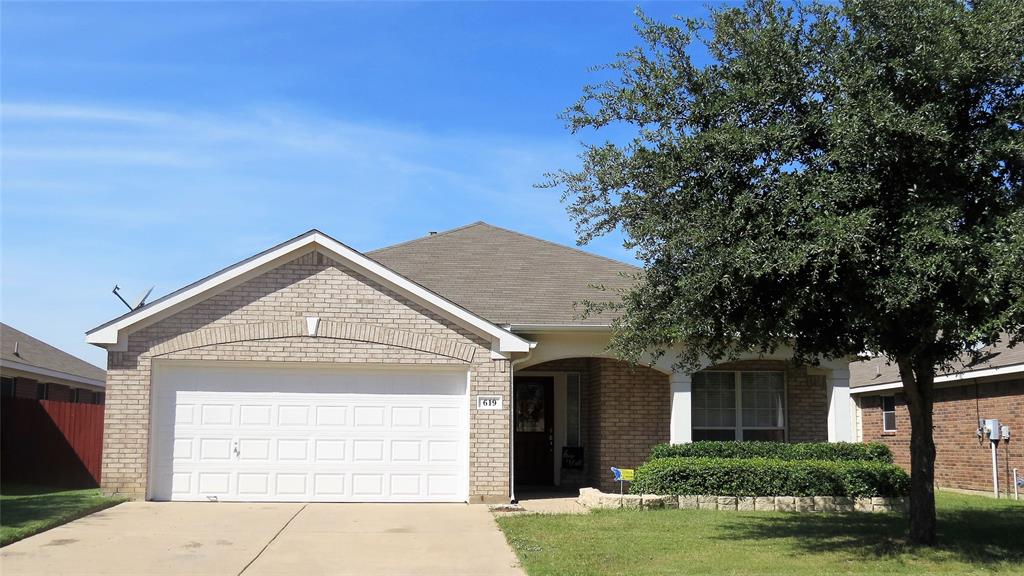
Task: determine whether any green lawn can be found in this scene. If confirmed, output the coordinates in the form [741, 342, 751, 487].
[497, 492, 1024, 575]
[1, 485, 125, 546]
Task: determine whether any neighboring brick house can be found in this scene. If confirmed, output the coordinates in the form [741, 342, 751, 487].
[1, 323, 105, 404]
[851, 342, 1024, 496]
[86, 223, 853, 503]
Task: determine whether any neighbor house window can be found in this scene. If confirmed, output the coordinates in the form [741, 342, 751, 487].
[881, 396, 897, 432]
[1, 377, 14, 398]
[693, 371, 785, 441]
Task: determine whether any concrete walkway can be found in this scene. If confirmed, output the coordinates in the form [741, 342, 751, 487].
[0, 502, 523, 576]
[492, 493, 588, 517]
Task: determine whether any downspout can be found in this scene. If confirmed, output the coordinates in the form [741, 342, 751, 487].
[508, 346, 535, 505]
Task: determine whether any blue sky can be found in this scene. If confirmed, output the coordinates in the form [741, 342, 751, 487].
[1, 2, 717, 367]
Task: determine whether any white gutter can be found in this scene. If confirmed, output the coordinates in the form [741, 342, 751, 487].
[851, 362, 1024, 395]
[506, 324, 612, 333]
[0, 359, 105, 388]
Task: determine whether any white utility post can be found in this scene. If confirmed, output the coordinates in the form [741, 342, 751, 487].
[826, 367, 853, 442]
[669, 370, 693, 444]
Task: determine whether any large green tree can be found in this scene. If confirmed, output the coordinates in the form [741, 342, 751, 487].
[553, 0, 1023, 544]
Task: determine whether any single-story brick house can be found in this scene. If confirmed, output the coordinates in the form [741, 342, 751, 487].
[851, 342, 1022, 495]
[1, 322, 106, 404]
[86, 223, 853, 503]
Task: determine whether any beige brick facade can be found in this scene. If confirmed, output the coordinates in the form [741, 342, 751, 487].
[859, 378, 1023, 493]
[101, 250, 511, 502]
[99, 246, 835, 503]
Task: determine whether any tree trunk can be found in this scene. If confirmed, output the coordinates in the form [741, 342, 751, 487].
[897, 356, 937, 546]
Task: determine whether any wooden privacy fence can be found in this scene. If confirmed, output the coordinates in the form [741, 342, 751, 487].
[1, 397, 104, 488]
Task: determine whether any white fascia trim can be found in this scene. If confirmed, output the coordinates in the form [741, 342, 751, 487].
[850, 362, 1024, 395]
[0, 359, 105, 388]
[86, 230, 533, 353]
[507, 324, 612, 333]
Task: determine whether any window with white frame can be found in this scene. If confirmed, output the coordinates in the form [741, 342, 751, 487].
[881, 396, 897, 432]
[692, 371, 785, 441]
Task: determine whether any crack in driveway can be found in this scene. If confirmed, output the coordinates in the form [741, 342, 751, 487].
[237, 504, 306, 576]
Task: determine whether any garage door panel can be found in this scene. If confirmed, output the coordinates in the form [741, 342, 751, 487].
[239, 438, 271, 460]
[237, 473, 270, 495]
[314, 439, 346, 461]
[315, 406, 347, 426]
[391, 406, 422, 427]
[239, 405, 272, 426]
[150, 364, 469, 502]
[199, 437, 233, 461]
[314, 473, 345, 496]
[353, 406, 386, 427]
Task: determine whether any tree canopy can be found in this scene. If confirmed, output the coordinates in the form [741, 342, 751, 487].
[553, 0, 1024, 544]
[555, 0, 1023, 371]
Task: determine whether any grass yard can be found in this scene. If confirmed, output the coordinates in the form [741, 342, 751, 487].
[1, 484, 125, 546]
[498, 492, 1024, 575]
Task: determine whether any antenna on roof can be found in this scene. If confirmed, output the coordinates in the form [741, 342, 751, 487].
[112, 285, 132, 311]
[112, 284, 153, 311]
[132, 286, 155, 309]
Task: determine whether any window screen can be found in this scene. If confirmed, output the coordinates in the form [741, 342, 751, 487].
[693, 371, 786, 441]
[882, 396, 896, 432]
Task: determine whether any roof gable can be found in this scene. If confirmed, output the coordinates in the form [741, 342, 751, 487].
[86, 230, 532, 354]
[368, 222, 639, 326]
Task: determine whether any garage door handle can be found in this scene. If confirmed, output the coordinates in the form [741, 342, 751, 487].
[233, 441, 240, 457]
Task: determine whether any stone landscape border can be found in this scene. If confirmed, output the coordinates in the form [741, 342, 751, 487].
[578, 488, 908, 514]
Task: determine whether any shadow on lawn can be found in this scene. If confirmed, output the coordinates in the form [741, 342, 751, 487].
[1, 489, 103, 530]
[717, 505, 1024, 567]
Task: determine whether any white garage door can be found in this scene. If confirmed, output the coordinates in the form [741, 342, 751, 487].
[149, 363, 469, 502]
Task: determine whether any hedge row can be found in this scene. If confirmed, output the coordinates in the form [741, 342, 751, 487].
[648, 441, 893, 463]
[630, 457, 910, 497]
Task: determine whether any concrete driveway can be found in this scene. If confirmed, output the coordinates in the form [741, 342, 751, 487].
[0, 502, 524, 576]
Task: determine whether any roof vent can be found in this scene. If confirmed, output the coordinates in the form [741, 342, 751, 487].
[428, 231, 437, 235]
[13, 341, 19, 356]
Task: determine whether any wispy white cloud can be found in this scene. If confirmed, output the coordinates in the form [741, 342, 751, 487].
[2, 102, 176, 124]
[1, 100, 634, 366]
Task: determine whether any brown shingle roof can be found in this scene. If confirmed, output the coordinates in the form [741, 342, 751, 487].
[1, 323, 106, 383]
[368, 222, 639, 326]
[850, 336, 1024, 389]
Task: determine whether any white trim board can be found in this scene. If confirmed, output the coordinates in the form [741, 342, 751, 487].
[851, 362, 1024, 395]
[86, 230, 533, 354]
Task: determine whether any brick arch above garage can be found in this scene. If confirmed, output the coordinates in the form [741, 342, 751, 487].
[146, 319, 478, 363]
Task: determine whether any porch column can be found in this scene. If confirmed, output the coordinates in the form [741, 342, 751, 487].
[669, 370, 692, 444]
[826, 367, 853, 442]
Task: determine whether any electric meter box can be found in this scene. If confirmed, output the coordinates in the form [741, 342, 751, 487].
[1000, 425, 1010, 440]
[985, 419, 1001, 441]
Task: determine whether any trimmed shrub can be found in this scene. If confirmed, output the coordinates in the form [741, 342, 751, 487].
[630, 457, 910, 497]
[648, 441, 893, 464]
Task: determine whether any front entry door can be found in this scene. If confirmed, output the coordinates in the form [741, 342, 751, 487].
[513, 376, 554, 486]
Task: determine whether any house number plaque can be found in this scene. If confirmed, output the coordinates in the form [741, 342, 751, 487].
[477, 395, 503, 410]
